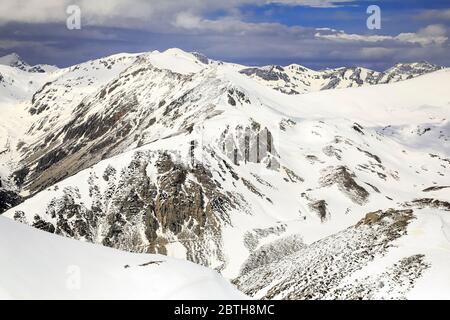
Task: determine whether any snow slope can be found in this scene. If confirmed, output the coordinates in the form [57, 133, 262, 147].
[0, 216, 246, 300]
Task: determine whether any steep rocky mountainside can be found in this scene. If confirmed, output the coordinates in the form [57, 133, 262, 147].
[0, 52, 141, 204]
[239, 62, 443, 94]
[1, 49, 450, 299]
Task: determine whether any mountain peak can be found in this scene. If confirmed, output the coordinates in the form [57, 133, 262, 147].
[0, 52, 28, 68]
[382, 61, 444, 82]
[0, 52, 58, 73]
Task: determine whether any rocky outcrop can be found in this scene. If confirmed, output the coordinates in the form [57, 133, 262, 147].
[320, 166, 370, 205]
[0, 189, 23, 214]
[240, 66, 289, 82]
[422, 186, 450, 192]
[191, 52, 209, 65]
[308, 200, 329, 222]
[407, 198, 450, 211]
[235, 209, 419, 300]
[11, 151, 242, 267]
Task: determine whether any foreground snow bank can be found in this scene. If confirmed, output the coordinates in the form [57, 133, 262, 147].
[0, 217, 246, 300]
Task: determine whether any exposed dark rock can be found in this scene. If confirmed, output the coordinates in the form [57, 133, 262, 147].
[103, 165, 116, 181]
[323, 145, 342, 160]
[408, 198, 450, 211]
[356, 209, 414, 228]
[32, 215, 55, 233]
[242, 178, 264, 198]
[227, 88, 250, 104]
[31, 81, 53, 105]
[279, 118, 296, 131]
[309, 200, 329, 222]
[240, 66, 289, 82]
[364, 182, 381, 193]
[359, 211, 382, 226]
[13, 210, 27, 223]
[12, 167, 29, 186]
[139, 260, 164, 267]
[352, 123, 365, 135]
[305, 155, 321, 164]
[36, 148, 68, 172]
[0, 189, 23, 214]
[320, 166, 370, 205]
[228, 94, 236, 106]
[422, 186, 450, 192]
[191, 52, 209, 65]
[357, 147, 382, 164]
[283, 167, 304, 183]
[26, 150, 239, 267]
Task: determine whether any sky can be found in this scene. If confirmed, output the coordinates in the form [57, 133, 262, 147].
[0, 0, 449, 70]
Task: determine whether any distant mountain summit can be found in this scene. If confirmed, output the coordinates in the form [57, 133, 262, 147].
[380, 61, 443, 84]
[0, 53, 28, 70]
[0, 53, 58, 73]
[239, 61, 443, 94]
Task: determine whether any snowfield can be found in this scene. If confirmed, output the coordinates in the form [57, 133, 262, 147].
[0, 216, 246, 300]
[1, 49, 449, 300]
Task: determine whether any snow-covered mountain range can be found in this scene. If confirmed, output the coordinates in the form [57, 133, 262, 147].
[1, 49, 449, 299]
[239, 61, 443, 94]
[0, 216, 245, 299]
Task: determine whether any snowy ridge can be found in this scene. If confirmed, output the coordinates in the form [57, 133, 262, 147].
[239, 61, 443, 95]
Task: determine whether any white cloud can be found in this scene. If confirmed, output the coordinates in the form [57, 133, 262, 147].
[271, 0, 354, 7]
[0, 0, 356, 26]
[396, 24, 448, 46]
[418, 9, 450, 21]
[315, 24, 448, 46]
[315, 32, 392, 42]
[173, 12, 308, 36]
